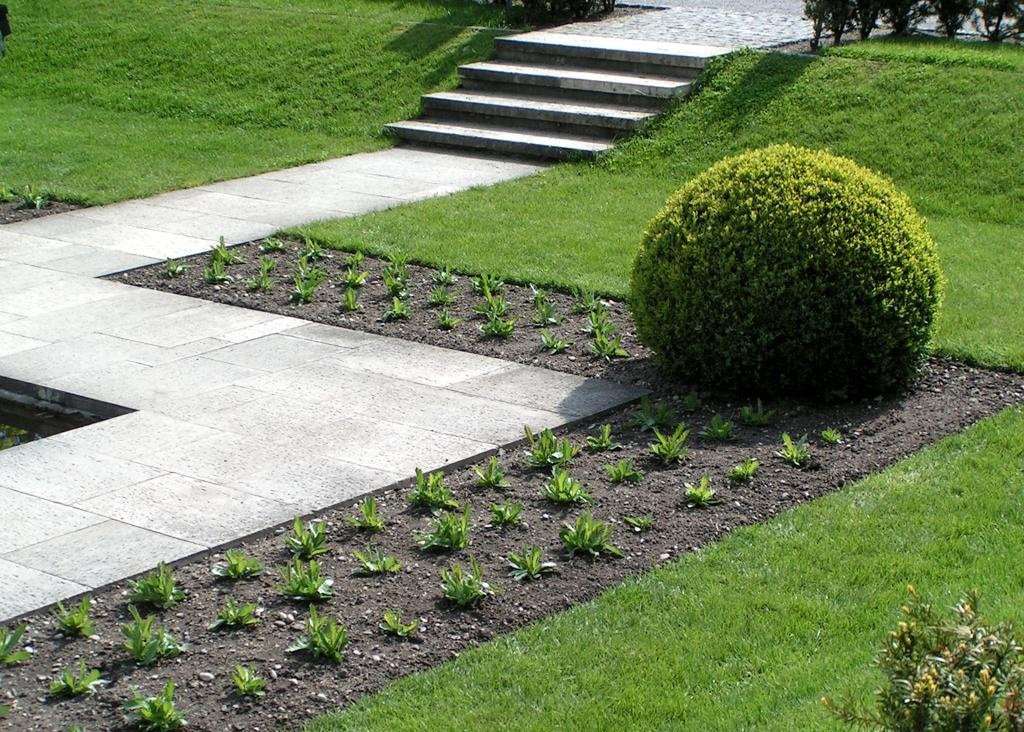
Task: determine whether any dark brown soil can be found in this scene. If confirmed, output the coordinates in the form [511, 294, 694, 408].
[0, 200, 82, 225]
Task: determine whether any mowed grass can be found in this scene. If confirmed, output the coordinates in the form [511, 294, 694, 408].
[0, 0, 506, 203]
[300, 40, 1024, 371]
[306, 408, 1024, 731]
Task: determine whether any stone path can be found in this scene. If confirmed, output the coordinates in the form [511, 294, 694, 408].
[0, 146, 643, 621]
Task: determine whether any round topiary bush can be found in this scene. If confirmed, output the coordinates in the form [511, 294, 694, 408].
[630, 144, 942, 397]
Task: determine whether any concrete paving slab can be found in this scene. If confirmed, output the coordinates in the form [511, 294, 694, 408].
[204, 333, 352, 372]
[220, 316, 307, 344]
[0, 331, 49, 358]
[0, 272, 123, 318]
[0, 487, 107, 553]
[53, 411, 223, 463]
[150, 213, 277, 243]
[278, 321, 379, 349]
[327, 337, 509, 387]
[0, 559, 89, 620]
[3, 214, 105, 240]
[46, 222, 214, 259]
[37, 248, 161, 277]
[100, 301, 283, 348]
[186, 390, 352, 444]
[148, 384, 268, 421]
[4, 520, 204, 589]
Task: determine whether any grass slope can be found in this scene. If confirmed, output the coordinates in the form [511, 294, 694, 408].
[306, 406, 1024, 731]
[0, 0, 505, 203]
[300, 40, 1024, 371]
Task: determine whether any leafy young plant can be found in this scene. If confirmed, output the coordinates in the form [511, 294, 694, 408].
[244, 255, 276, 292]
[125, 680, 186, 732]
[212, 549, 263, 580]
[231, 664, 266, 698]
[624, 514, 654, 532]
[287, 607, 348, 663]
[582, 307, 613, 337]
[429, 285, 454, 307]
[260, 236, 287, 253]
[507, 546, 556, 581]
[352, 547, 402, 576]
[605, 459, 643, 484]
[472, 273, 504, 297]
[277, 558, 334, 602]
[284, 517, 329, 559]
[440, 556, 493, 607]
[383, 253, 409, 283]
[345, 250, 365, 268]
[489, 501, 523, 527]
[474, 456, 510, 489]
[0, 624, 30, 665]
[208, 598, 259, 631]
[524, 426, 580, 469]
[776, 432, 812, 467]
[628, 397, 675, 432]
[591, 328, 630, 360]
[559, 513, 624, 558]
[120, 606, 183, 666]
[435, 307, 460, 330]
[684, 476, 718, 508]
[162, 258, 186, 278]
[379, 610, 419, 639]
[290, 256, 327, 304]
[383, 269, 408, 299]
[585, 424, 621, 452]
[128, 562, 185, 609]
[347, 496, 385, 532]
[432, 267, 456, 286]
[301, 235, 330, 263]
[650, 423, 690, 465]
[700, 414, 735, 441]
[571, 287, 602, 314]
[680, 390, 703, 412]
[480, 312, 516, 338]
[540, 468, 590, 505]
[202, 257, 230, 285]
[343, 266, 368, 289]
[417, 507, 471, 552]
[531, 288, 560, 326]
[727, 458, 760, 482]
[210, 237, 243, 265]
[539, 329, 571, 354]
[16, 184, 49, 210]
[407, 468, 459, 511]
[342, 285, 362, 312]
[381, 296, 411, 322]
[739, 398, 776, 427]
[53, 597, 94, 638]
[49, 661, 107, 697]
[821, 427, 843, 445]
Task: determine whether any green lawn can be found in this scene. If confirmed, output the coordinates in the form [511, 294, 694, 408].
[0, 0, 506, 203]
[300, 40, 1024, 372]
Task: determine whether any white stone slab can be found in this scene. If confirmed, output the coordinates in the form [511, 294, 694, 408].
[101, 302, 282, 348]
[45, 222, 213, 259]
[53, 411, 222, 463]
[40, 248, 161, 277]
[0, 273, 123, 317]
[326, 338, 508, 387]
[0, 487, 106, 553]
[204, 333, 351, 371]
[0, 559, 88, 620]
[0, 331, 49, 358]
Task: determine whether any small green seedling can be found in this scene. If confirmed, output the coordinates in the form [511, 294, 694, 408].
[559, 513, 623, 558]
[429, 285, 454, 307]
[650, 423, 690, 465]
[300, 236, 330, 262]
[277, 558, 333, 602]
[379, 610, 419, 639]
[346, 250, 365, 268]
[474, 456, 510, 489]
[480, 313, 516, 338]
[0, 624, 29, 665]
[582, 308, 613, 336]
[591, 329, 630, 360]
[343, 266, 368, 289]
[208, 598, 259, 631]
[727, 458, 760, 482]
[407, 468, 459, 511]
[128, 562, 185, 609]
[700, 414, 735, 441]
[507, 546, 556, 581]
[624, 514, 654, 532]
[347, 496, 385, 532]
[628, 397, 675, 432]
[287, 607, 348, 663]
[436, 307, 460, 330]
[776, 432, 812, 467]
[605, 459, 643, 484]
[440, 557, 492, 607]
[539, 330, 571, 354]
[210, 237, 243, 265]
[120, 606, 183, 666]
[342, 285, 362, 312]
[352, 547, 401, 576]
[244, 255, 276, 292]
[290, 257, 327, 304]
[16, 184, 49, 210]
[162, 258, 186, 278]
[540, 468, 590, 505]
[212, 549, 263, 580]
[53, 596, 94, 638]
[821, 427, 843, 445]
[203, 257, 230, 285]
[571, 287, 602, 314]
[685, 476, 718, 508]
[260, 237, 287, 253]
[125, 680, 186, 731]
[381, 296, 411, 321]
[489, 502, 523, 527]
[417, 507, 471, 552]
[49, 660, 107, 697]
[383, 253, 409, 282]
[585, 424, 621, 452]
[473, 292, 508, 318]
[472, 273, 504, 297]
[532, 290, 559, 326]
[739, 399, 775, 426]
[232, 665, 266, 698]
[383, 270, 408, 299]
[524, 426, 580, 469]
[432, 267, 456, 286]
[284, 517, 329, 559]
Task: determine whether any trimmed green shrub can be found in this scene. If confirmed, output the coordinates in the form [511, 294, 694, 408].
[630, 145, 942, 398]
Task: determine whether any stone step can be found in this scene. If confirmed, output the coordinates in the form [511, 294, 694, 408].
[421, 91, 656, 136]
[385, 120, 613, 161]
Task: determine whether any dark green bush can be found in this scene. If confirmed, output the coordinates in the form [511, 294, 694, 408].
[932, 0, 979, 37]
[882, 0, 932, 33]
[519, 0, 614, 22]
[630, 145, 942, 398]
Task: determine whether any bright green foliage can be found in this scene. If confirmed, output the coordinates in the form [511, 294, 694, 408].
[352, 548, 402, 576]
[288, 607, 349, 664]
[379, 610, 420, 639]
[649, 424, 690, 465]
[591, 329, 630, 360]
[539, 330, 571, 354]
[232, 665, 267, 698]
[407, 468, 460, 511]
[540, 469, 591, 505]
[605, 459, 643, 484]
[440, 557, 493, 607]
[383, 270, 408, 299]
[524, 426, 580, 469]
[585, 424, 622, 453]
[277, 558, 334, 602]
[382, 296, 411, 322]
[480, 312, 517, 338]
[571, 287, 602, 314]
[53, 597, 94, 638]
[739, 399, 776, 427]
[489, 502, 523, 527]
[472, 292, 507, 319]
[348, 496, 385, 533]
[212, 549, 263, 580]
[624, 514, 654, 532]
[821, 427, 844, 445]
[208, 598, 259, 631]
[436, 308, 460, 330]
[203, 258, 230, 285]
[0, 624, 30, 665]
[559, 513, 624, 559]
[344, 267, 368, 289]
[291, 256, 328, 304]
[162, 258, 186, 278]
[417, 508, 472, 552]
[582, 308, 612, 336]
[473, 273, 505, 297]
[700, 415, 735, 441]
[342, 286, 362, 312]
[301, 236, 330, 263]
[777, 433, 813, 468]
[823, 588, 1024, 730]
[260, 237, 287, 253]
[727, 458, 760, 483]
[628, 397, 675, 433]
[685, 476, 719, 508]
[211, 238, 243, 266]
[507, 546, 556, 582]
[128, 562, 185, 609]
[245, 256, 276, 292]
[49, 661, 107, 697]
[430, 286, 455, 307]
[15, 184, 48, 210]
[120, 606, 184, 666]
[125, 680, 186, 732]
[474, 457, 510, 489]
[284, 517, 329, 559]
[532, 288, 560, 326]
[631, 145, 943, 397]
[433, 267, 456, 287]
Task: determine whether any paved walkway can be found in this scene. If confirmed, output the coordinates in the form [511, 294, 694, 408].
[0, 146, 642, 621]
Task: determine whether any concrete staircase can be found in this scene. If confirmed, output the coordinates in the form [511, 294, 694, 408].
[386, 32, 731, 161]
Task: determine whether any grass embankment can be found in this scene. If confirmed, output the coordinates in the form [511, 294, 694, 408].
[0, 0, 506, 203]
